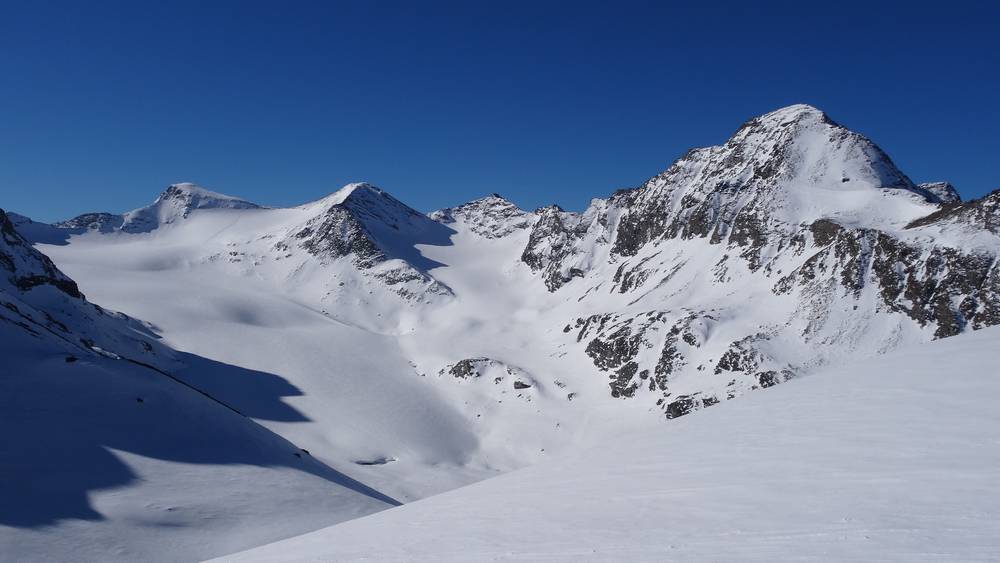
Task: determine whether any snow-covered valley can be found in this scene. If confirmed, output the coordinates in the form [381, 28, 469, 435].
[3, 104, 999, 561]
[219, 325, 1000, 562]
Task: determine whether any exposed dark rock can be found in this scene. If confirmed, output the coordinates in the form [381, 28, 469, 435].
[809, 219, 844, 247]
[521, 206, 592, 291]
[1, 209, 83, 299]
[917, 181, 962, 204]
[430, 194, 532, 238]
[905, 189, 1000, 233]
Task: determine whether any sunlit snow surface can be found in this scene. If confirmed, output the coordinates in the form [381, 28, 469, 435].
[7, 104, 1000, 562]
[217, 327, 1000, 562]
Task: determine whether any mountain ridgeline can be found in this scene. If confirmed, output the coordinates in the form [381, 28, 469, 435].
[10, 104, 1000, 421]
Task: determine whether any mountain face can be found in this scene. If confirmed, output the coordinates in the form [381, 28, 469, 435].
[288, 183, 454, 297]
[476, 105, 1000, 418]
[918, 181, 962, 204]
[429, 194, 533, 239]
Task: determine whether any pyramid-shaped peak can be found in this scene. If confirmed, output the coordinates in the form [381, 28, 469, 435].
[461, 193, 520, 208]
[307, 183, 434, 232]
[313, 182, 392, 207]
[428, 193, 531, 238]
[155, 183, 260, 208]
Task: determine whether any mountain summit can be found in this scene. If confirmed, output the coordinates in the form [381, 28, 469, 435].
[120, 183, 261, 233]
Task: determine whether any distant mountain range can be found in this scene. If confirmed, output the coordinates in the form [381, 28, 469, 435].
[3, 103, 999, 562]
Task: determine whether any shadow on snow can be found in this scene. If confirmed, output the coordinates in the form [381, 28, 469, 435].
[0, 341, 399, 528]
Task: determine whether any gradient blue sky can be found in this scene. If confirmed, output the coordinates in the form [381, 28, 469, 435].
[2, 1, 998, 221]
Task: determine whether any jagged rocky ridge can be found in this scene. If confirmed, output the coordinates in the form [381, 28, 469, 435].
[471, 104, 1000, 418]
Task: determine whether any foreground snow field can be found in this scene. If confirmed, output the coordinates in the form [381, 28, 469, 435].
[216, 327, 1000, 562]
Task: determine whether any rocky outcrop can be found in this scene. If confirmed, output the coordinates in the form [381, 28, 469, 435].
[521, 206, 588, 291]
[290, 183, 454, 299]
[294, 205, 385, 268]
[1, 209, 82, 298]
[918, 181, 962, 204]
[55, 212, 124, 232]
[436, 358, 547, 398]
[571, 310, 785, 418]
[776, 219, 1000, 338]
[905, 189, 1000, 234]
[1, 208, 167, 365]
[521, 202, 611, 291]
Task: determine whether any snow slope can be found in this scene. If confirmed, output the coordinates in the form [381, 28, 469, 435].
[218, 326, 1000, 563]
[34, 192, 649, 503]
[0, 209, 396, 562]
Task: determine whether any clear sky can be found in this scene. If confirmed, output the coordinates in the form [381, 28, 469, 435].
[1, 0, 998, 222]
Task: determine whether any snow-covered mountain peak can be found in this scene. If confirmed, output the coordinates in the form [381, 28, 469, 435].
[120, 183, 260, 233]
[918, 181, 962, 203]
[311, 182, 384, 207]
[602, 104, 934, 262]
[749, 102, 830, 127]
[430, 193, 532, 239]
[305, 183, 427, 228]
[151, 182, 261, 212]
[724, 103, 914, 194]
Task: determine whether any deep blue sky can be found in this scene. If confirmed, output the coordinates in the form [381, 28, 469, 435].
[2, 1, 998, 221]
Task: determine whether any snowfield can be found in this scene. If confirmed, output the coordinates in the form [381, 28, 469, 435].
[4, 104, 1000, 562]
[215, 326, 1000, 562]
